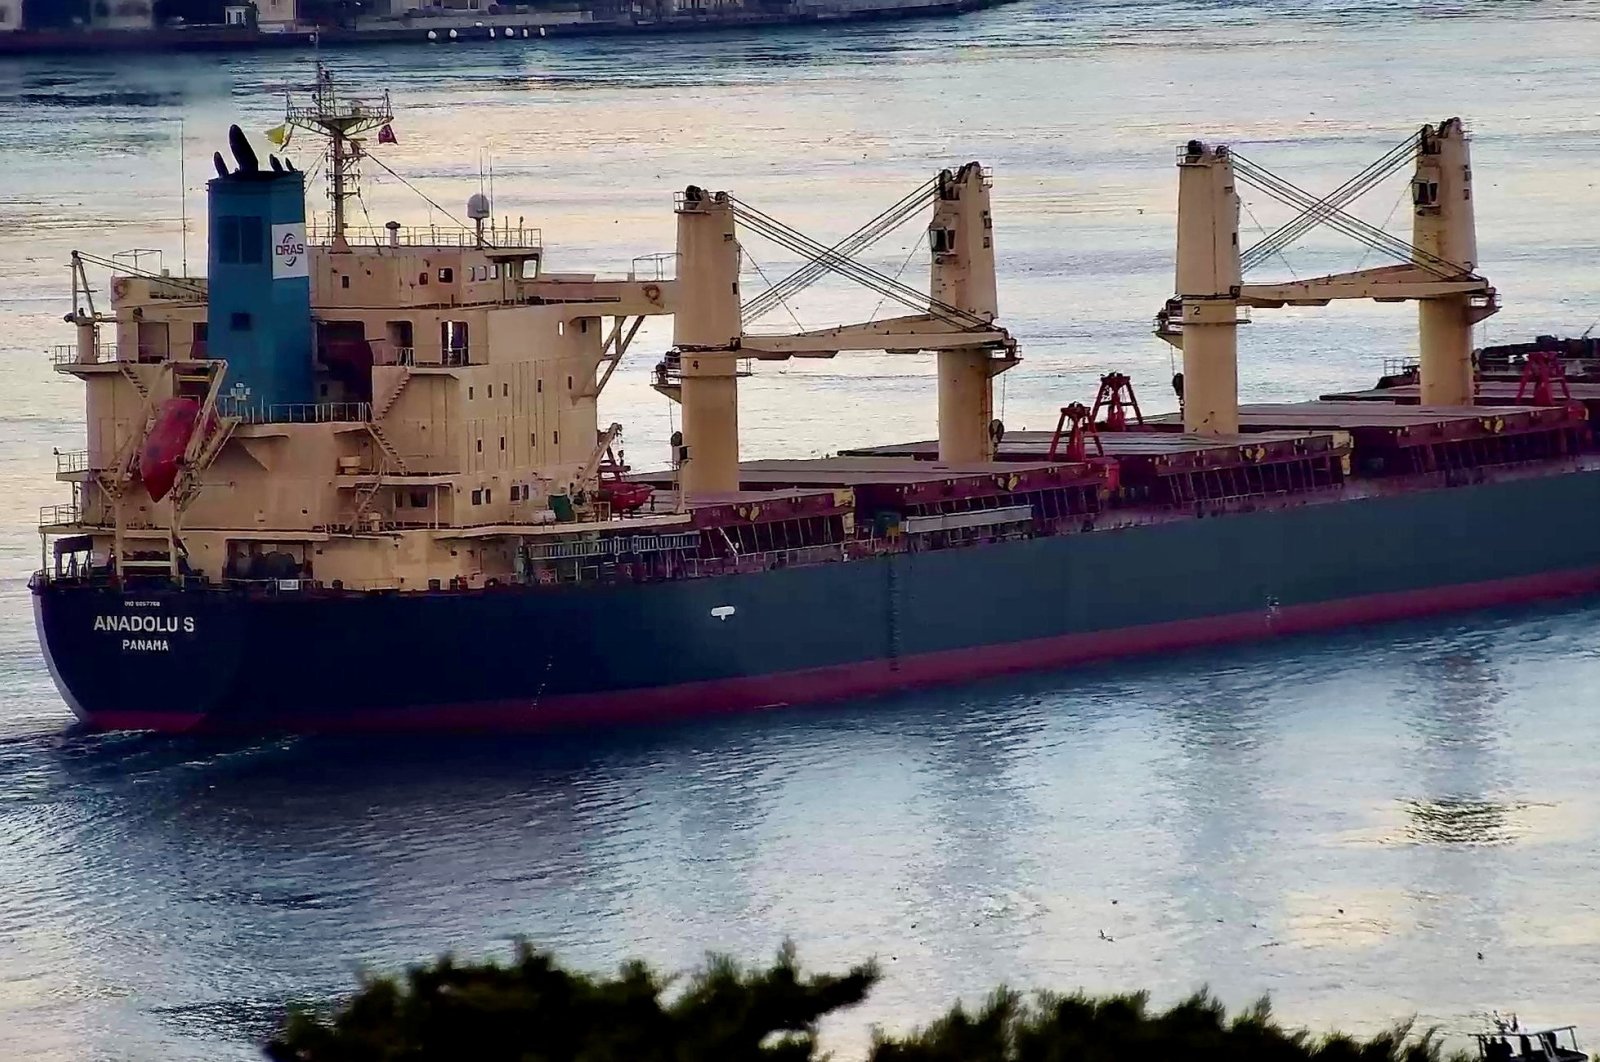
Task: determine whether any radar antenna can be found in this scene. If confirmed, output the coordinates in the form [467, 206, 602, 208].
[284, 62, 393, 251]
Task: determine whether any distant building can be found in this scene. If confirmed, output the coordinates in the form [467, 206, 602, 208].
[256, 0, 298, 28]
[90, 0, 155, 29]
[0, 0, 22, 31]
[205, 0, 297, 26]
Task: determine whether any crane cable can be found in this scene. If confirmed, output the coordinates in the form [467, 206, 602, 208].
[1240, 196, 1297, 281]
[1233, 154, 1466, 279]
[365, 149, 489, 247]
[742, 250, 806, 333]
[742, 178, 939, 323]
[866, 234, 930, 324]
[1238, 138, 1417, 269]
[735, 207, 932, 318]
[1240, 133, 1420, 272]
[1351, 180, 1413, 273]
[742, 184, 935, 322]
[1241, 135, 1420, 267]
[72, 250, 207, 299]
[730, 196, 993, 331]
[736, 206, 978, 331]
[739, 185, 947, 323]
[1231, 154, 1470, 280]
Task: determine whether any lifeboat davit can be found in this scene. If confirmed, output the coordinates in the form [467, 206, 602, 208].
[140, 397, 202, 502]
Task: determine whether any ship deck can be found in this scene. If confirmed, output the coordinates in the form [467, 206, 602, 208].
[631, 456, 1110, 515]
[840, 429, 1329, 461]
[631, 456, 1103, 489]
[1319, 382, 1600, 405]
[1137, 400, 1584, 445]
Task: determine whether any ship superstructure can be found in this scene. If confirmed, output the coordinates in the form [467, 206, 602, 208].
[47, 74, 674, 596]
[31, 98, 1600, 733]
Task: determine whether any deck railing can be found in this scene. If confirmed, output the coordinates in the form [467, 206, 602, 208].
[224, 401, 373, 424]
[308, 219, 542, 250]
[39, 504, 83, 528]
[50, 344, 121, 368]
[378, 345, 470, 368]
[680, 541, 852, 578]
[629, 252, 677, 281]
[54, 450, 94, 475]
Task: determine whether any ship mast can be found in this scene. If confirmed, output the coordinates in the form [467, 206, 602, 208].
[285, 62, 393, 252]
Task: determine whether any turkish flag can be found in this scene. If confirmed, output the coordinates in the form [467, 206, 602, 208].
[377, 124, 397, 145]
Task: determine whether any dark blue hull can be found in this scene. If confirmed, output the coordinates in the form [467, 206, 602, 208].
[33, 464, 1600, 732]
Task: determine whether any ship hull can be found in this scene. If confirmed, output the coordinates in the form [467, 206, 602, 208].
[34, 466, 1600, 733]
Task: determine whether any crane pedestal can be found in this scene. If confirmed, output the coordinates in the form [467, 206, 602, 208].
[938, 347, 996, 463]
[678, 353, 742, 498]
[1419, 295, 1475, 406]
[672, 186, 744, 498]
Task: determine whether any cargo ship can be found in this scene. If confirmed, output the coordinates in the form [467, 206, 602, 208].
[31, 87, 1600, 733]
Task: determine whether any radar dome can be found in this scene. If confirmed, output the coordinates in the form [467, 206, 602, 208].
[466, 193, 492, 221]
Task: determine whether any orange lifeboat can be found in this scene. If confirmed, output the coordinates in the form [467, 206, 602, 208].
[140, 397, 202, 502]
[597, 481, 654, 515]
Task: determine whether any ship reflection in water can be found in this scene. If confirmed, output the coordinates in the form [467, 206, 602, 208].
[2, 603, 1600, 1061]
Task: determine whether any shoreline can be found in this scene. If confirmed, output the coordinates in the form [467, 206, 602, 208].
[0, 0, 1017, 56]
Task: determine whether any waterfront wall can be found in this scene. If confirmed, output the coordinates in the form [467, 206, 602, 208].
[0, 0, 1012, 53]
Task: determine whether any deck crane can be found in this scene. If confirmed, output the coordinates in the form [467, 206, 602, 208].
[571, 422, 625, 495]
[658, 164, 1020, 498]
[1157, 118, 1500, 435]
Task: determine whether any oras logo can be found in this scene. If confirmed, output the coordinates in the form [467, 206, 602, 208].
[271, 223, 309, 279]
[275, 230, 306, 269]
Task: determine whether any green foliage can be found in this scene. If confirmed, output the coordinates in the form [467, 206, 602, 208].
[265, 946, 1472, 1062]
[868, 988, 1472, 1062]
[263, 940, 879, 1062]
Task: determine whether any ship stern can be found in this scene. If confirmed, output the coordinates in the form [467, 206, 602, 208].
[31, 576, 238, 732]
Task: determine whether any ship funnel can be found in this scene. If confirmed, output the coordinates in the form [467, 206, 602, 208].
[207, 127, 313, 420]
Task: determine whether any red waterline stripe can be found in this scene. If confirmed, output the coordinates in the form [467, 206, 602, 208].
[82, 565, 1600, 734]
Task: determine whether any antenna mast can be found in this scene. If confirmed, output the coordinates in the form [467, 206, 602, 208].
[284, 61, 393, 251]
[178, 115, 188, 275]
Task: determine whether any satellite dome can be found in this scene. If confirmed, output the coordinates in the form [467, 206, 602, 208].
[466, 193, 491, 221]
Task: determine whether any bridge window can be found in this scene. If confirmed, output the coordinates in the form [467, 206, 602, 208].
[216, 217, 240, 263]
[438, 267, 454, 283]
[239, 217, 263, 264]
